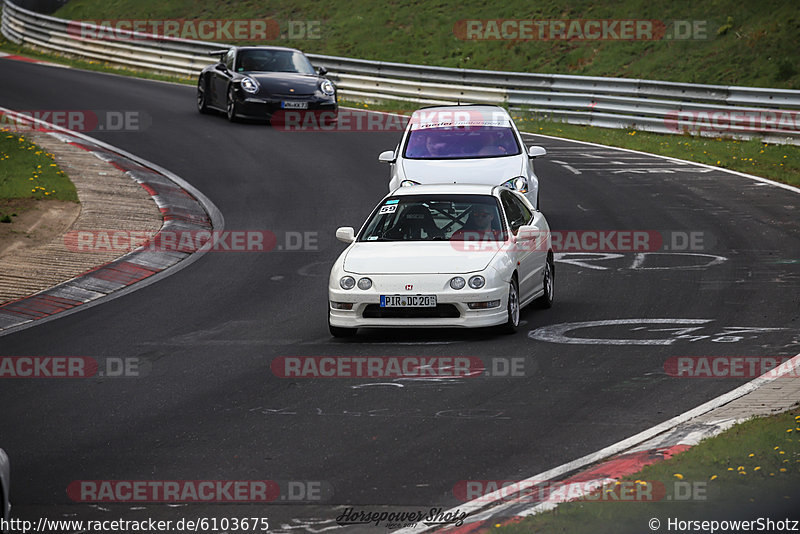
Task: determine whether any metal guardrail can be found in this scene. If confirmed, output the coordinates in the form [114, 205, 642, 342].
[3, 0, 800, 144]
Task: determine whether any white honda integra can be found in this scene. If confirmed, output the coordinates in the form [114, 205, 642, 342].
[328, 184, 554, 337]
[378, 104, 547, 209]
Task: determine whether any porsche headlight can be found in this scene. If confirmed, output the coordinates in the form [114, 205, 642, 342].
[320, 80, 335, 96]
[241, 76, 259, 94]
[501, 176, 528, 193]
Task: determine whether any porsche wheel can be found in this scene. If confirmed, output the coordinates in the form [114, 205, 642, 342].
[226, 86, 239, 122]
[197, 78, 209, 114]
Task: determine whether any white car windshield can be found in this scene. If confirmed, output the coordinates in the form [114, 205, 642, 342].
[403, 126, 520, 159]
[359, 195, 508, 242]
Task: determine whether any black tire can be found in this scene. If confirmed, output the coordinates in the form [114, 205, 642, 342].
[197, 77, 210, 114]
[328, 309, 357, 338]
[226, 85, 239, 122]
[535, 254, 554, 309]
[497, 276, 520, 334]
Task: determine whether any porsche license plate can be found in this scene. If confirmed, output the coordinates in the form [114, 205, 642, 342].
[282, 101, 308, 109]
[380, 295, 437, 307]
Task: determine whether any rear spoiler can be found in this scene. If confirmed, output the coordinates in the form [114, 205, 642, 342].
[207, 49, 230, 57]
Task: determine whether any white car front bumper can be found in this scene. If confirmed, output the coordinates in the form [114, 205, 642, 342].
[329, 273, 508, 329]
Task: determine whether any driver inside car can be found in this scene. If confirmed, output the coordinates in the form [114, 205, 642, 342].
[385, 204, 444, 240]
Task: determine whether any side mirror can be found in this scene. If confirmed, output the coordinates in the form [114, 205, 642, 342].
[516, 224, 542, 242]
[317, 66, 328, 76]
[336, 227, 355, 244]
[215, 63, 228, 73]
[378, 150, 395, 163]
[527, 145, 547, 158]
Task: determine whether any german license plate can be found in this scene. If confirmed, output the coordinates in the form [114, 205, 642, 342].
[282, 101, 308, 109]
[380, 295, 437, 307]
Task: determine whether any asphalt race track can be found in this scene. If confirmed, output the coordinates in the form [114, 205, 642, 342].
[1, 58, 799, 530]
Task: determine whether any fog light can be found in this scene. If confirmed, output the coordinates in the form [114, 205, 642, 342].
[468, 300, 501, 309]
[330, 301, 354, 310]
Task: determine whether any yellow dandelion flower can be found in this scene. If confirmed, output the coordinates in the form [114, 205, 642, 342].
[710, 475, 717, 481]
[780, 468, 787, 472]
[749, 453, 755, 457]
[673, 474, 684, 480]
[754, 466, 761, 471]
[737, 466, 745, 471]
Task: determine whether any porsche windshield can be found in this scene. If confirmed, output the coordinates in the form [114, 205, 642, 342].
[403, 126, 521, 159]
[359, 195, 507, 242]
[236, 49, 316, 74]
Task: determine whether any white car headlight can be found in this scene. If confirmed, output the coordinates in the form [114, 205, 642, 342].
[357, 277, 372, 290]
[400, 180, 420, 187]
[468, 275, 485, 289]
[241, 76, 259, 93]
[320, 80, 335, 96]
[501, 176, 528, 193]
[450, 277, 466, 290]
[340, 276, 355, 290]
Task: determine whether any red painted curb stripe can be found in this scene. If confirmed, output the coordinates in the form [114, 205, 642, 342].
[0, 294, 82, 317]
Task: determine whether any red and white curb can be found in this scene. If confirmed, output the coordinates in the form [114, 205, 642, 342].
[0, 106, 223, 335]
[397, 353, 800, 533]
[0, 50, 68, 68]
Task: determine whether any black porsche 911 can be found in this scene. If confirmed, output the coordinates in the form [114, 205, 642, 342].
[197, 46, 338, 123]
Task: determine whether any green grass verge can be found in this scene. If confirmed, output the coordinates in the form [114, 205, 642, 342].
[0, 128, 78, 204]
[53, 0, 800, 89]
[494, 408, 800, 533]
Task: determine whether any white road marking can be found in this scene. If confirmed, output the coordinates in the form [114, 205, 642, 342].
[550, 160, 581, 175]
[529, 318, 713, 346]
[630, 252, 727, 270]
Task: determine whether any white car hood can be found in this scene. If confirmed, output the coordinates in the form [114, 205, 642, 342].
[344, 242, 499, 274]
[399, 156, 524, 184]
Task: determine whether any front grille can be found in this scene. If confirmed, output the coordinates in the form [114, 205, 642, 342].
[273, 93, 314, 98]
[362, 304, 460, 319]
